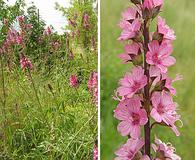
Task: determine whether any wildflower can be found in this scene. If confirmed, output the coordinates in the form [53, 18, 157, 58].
[69, 74, 78, 88]
[117, 66, 147, 98]
[44, 26, 52, 36]
[114, 96, 148, 138]
[152, 137, 181, 160]
[88, 72, 98, 106]
[68, 18, 77, 28]
[18, 15, 25, 23]
[149, 66, 182, 95]
[121, 7, 138, 21]
[20, 55, 33, 70]
[83, 13, 90, 29]
[118, 19, 141, 41]
[93, 144, 98, 160]
[88, 72, 98, 91]
[146, 40, 176, 73]
[158, 16, 176, 41]
[115, 138, 144, 160]
[118, 42, 140, 63]
[150, 91, 180, 136]
[143, 0, 163, 10]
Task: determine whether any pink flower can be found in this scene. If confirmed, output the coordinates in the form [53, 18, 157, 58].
[118, 42, 140, 63]
[16, 35, 23, 45]
[83, 13, 90, 28]
[117, 67, 147, 98]
[18, 15, 25, 23]
[115, 138, 144, 160]
[118, 19, 141, 41]
[88, 72, 98, 106]
[149, 66, 182, 95]
[25, 24, 33, 30]
[69, 75, 78, 88]
[93, 144, 98, 160]
[44, 26, 52, 35]
[88, 72, 98, 91]
[152, 137, 181, 160]
[20, 55, 33, 70]
[146, 40, 176, 73]
[158, 16, 176, 41]
[121, 7, 138, 21]
[150, 91, 181, 136]
[114, 96, 148, 138]
[143, 0, 163, 10]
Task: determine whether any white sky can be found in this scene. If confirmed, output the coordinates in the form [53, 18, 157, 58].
[6, 0, 70, 34]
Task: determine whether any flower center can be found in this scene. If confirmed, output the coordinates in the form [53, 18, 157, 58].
[157, 103, 165, 114]
[152, 53, 161, 64]
[131, 81, 141, 92]
[132, 113, 140, 125]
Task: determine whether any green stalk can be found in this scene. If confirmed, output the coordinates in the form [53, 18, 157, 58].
[0, 55, 7, 141]
[27, 68, 42, 112]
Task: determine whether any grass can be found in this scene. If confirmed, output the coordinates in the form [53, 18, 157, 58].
[0, 47, 98, 159]
[100, 0, 195, 159]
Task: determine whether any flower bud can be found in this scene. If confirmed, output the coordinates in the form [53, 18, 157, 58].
[130, 0, 142, 5]
[132, 54, 143, 66]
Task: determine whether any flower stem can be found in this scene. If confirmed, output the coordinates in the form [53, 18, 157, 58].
[143, 19, 151, 157]
[0, 55, 7, 141]
[27, 68, 42, 111]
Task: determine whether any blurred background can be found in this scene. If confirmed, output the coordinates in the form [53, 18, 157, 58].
[100, 0, 195, 159]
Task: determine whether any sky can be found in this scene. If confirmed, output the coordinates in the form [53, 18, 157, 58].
[6, 0, 70, 34]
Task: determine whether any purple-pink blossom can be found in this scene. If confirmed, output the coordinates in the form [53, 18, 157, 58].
[88, 72, 98, 106]
[158, 16, 176, 41]
[93, 144, 98, 160]
[152, 137, 181, 160]
[118, 42, 140, 63]
[20, 55, 33, 70]
[114, 96, 148, 138]
[118, 19, 141, 41]
[121, 7, 138, 21]
[69, 75, 79, 88]
[44, 26, 52, 36]
[146, 40, 176, 73]
[143, 0, 163, 10]
[149, 66, 182, 95]
[83, 13, 90, 29]
[150, 91, 181, 136]
[115, 138, 144, 160]
[117, 67, 147, 98]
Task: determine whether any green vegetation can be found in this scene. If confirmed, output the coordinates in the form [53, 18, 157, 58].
[0, 0, 97, 159]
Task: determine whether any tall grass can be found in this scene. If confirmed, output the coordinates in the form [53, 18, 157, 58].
[0, 47, 98, 159]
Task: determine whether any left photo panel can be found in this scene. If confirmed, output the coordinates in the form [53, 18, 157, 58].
[0, 0, 98, 159]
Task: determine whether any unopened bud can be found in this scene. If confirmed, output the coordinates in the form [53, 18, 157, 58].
[130, 0, 141, 5]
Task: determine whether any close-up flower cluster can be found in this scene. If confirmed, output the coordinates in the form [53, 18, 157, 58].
[113, 0, 182, 159]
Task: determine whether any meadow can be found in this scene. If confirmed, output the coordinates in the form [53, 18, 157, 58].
[100, 0, 195, 159]
[0, 0, 98, 159]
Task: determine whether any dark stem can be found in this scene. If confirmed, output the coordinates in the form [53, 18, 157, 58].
[143, 19, 151, 157]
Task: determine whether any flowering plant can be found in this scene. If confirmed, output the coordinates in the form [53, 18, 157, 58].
[113, 0, 182, 159]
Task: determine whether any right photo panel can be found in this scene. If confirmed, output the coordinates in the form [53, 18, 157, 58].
[101, 0, 195, 159]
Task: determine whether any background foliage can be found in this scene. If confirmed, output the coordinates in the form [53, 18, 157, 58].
[101, 0, 195, 159]
[0, 0, 98, 159]
[56, 0, 98, 50]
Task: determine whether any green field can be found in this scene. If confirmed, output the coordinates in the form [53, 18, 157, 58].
[100, 0, 195, 159]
